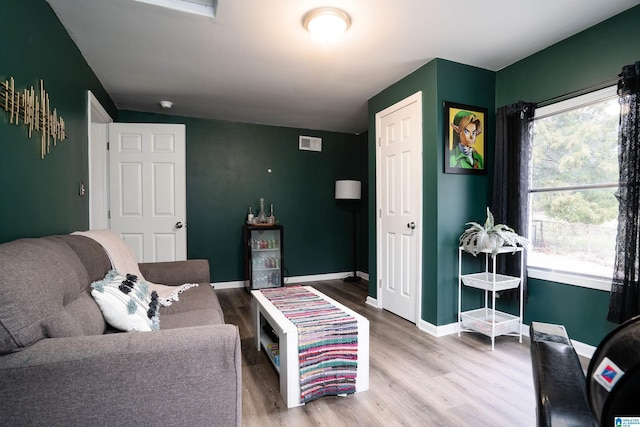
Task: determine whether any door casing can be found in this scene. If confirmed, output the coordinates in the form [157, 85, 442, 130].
[87, 93, 187, 263]
[375, 91, 423, 325]
[88, 91, 113, 230]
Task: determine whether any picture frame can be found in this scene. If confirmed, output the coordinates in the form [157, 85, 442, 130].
[443, 101, 488, 175]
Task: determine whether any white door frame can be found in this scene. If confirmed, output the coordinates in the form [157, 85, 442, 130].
[108, 122, 187, 262]
[87, 91, 113, 230]
[375, 91, 423, 325]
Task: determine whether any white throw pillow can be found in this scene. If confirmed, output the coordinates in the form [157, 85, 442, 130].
[91, 270, 160, 332]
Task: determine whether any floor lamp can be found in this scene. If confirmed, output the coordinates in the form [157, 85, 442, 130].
[335, 180, 361, 283]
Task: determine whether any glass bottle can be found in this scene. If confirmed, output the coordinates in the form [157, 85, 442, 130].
[257, 198, 267, 224]
[247, 206, 254, 224]
[267, 203, 275, 225]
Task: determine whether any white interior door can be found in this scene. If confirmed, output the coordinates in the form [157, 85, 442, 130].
[376, 92, 422, 323]
[88, 91, 113, 230]
[108, 123, 187, 262]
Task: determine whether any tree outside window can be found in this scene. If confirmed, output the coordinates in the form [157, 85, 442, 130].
[529, 87, 619, 278]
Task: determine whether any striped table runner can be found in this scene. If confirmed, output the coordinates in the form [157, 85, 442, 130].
[260, 286, 358, 404]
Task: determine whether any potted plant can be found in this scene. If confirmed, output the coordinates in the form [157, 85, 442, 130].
[459, 207, 530, 255]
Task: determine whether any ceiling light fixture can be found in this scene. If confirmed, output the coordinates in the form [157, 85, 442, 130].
[160, 100, 173, 109]
[303, 7, 351, 42]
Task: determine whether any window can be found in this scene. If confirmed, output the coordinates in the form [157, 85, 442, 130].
[528, 86, 619, 287]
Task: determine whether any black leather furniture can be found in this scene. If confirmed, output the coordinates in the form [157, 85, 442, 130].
[529, 317, 640, 427]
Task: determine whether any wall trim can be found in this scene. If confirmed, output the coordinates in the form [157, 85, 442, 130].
[375, 91, 424, 330]
[211, 280, 244, 290]
[417, 319, 459, 337]
[212, 271, 369, 290]
[415, 319, 596, 359]
[571, 340, 597, 359]
[528, 267, 612, 292]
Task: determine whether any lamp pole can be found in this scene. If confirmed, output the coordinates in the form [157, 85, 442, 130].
[344, 206, 359, 282]
[335, 180, 361, 283]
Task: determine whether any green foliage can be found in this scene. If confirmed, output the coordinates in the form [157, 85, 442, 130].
[460, 208, 530, 256]
[532, 99, 619, 225]
[541, 191, 618, 224]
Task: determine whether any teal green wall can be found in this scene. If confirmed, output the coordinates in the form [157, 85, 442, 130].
[525, 279, 613, 345]
[368, 59, 495, 325]
[435, 61, 495, 326]
[0, 0, 116, 243]
[496, 5, 640, 346]
[496, 5, 640, 107]
[118, 111, 367, 283]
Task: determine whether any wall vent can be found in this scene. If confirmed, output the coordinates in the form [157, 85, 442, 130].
[299, 135, 322, 152]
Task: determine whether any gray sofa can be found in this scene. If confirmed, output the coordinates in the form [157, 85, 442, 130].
[0, 234, 241, 426]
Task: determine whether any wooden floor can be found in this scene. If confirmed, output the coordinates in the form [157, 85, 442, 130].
[216, 280, 536, 427]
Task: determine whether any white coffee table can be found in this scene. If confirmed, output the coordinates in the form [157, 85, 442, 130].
[251, 286, 369, 408]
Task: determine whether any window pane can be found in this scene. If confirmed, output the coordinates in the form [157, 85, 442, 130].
[532, 97, 619, 189]
[529, 189, 618, 277]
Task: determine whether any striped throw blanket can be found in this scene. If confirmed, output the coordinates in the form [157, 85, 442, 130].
[260, 286, 358, 404]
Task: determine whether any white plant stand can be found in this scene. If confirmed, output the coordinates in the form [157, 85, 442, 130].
[458, 246, 524, 350]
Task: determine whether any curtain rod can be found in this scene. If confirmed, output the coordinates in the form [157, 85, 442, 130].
[535, 76, 619, 108]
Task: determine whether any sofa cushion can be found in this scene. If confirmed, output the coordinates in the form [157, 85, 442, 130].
[0, 237, 106, 354]
[58, 235, 112, 282]
[159, 285, 224, 328]
[91, 270, 160, 332]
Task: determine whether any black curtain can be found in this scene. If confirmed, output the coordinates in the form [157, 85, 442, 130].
[608, 61, 640, 324]
[491, 102, 536, 300]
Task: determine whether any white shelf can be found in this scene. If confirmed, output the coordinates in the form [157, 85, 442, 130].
[461, 272, 520, 291]
[460, 308, 520, 337]
[259, 331, 280, 373]
[458, 246, 524, 351]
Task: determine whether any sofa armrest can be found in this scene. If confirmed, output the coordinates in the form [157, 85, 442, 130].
[529, 322, 597, 427]
[139, 259, 210, 286]
[0, 324, 241, 427]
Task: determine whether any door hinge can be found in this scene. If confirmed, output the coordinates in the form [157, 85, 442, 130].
[379, 208, 382, 219]
[107, 210, 111, 219]
[378, 136, 381, 147]
[106, 141, 110, 151]
[378, 278, 383, 289]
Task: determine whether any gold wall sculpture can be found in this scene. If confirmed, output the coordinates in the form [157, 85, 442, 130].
[1, 77, 67, 159]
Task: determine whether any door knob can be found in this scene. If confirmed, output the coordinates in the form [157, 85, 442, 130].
[175, 221, 184, 229]
[407, 222, 416, 229]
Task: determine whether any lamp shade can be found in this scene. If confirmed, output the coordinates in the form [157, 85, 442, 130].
[335, 180, 361, 200]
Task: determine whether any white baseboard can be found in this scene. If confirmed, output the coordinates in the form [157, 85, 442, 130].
[365, 296, 378, 307]
[571, 339, 597, 359]
[415, 319, 596, 360]
[520, 324, 596, 359]
[418, 319, 459, 337]
[288, 271, 370, 283]
[211, 271, 369, 290]
[211, 280, 244, 290]
[286, 272, 350, 283]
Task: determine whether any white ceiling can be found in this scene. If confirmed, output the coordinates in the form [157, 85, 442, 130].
[46, 0, 639, 134]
